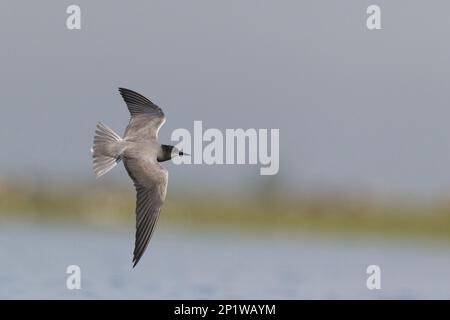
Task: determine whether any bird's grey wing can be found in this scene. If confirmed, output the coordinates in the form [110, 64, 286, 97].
[123, 156, 168, 267]
[118, 87, 166, 141]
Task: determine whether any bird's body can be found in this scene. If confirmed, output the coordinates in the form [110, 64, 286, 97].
[91, 88, 185, 267]
[122, 140, 161, 161]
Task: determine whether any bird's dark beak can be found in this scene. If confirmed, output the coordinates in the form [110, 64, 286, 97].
[179, 151, 190, 156]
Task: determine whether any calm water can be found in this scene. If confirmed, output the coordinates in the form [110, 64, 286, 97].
[1, 222, 450, 299]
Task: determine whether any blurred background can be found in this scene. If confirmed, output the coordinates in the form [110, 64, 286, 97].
[2, 0, 450, 299]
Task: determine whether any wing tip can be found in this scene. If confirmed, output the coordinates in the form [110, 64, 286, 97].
[118, 87, 128, 94]
[118, 87, 144, 99]
[118, 87, 134, 100]
[132, 255, 140, 268]
[117, 87, 165, 119]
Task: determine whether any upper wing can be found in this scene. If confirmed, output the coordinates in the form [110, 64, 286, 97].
[123, 156, 168, 267]
[118, 88, 166, 141]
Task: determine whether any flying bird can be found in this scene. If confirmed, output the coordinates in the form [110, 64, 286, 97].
[91, 88, 187, 267]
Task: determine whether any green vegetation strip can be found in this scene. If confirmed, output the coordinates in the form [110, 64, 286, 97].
[1, 184, 450, 240]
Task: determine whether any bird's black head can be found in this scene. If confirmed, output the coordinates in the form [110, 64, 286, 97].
[158, 145, 189, 162]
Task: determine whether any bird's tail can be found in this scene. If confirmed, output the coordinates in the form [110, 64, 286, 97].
[91, 122, 124, 178]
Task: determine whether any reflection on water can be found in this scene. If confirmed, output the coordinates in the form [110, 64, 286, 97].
[1, 221, 450, 299]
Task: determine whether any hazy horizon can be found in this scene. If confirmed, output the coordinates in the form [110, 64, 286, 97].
[2, 1, 450, 200]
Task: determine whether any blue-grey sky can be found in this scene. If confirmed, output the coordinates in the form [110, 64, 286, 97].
[1, 1, 450, 199]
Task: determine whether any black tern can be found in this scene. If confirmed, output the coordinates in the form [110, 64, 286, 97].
[91, 88, 187, 267]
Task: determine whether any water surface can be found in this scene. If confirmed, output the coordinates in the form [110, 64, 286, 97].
[1, 222, 449, 299]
